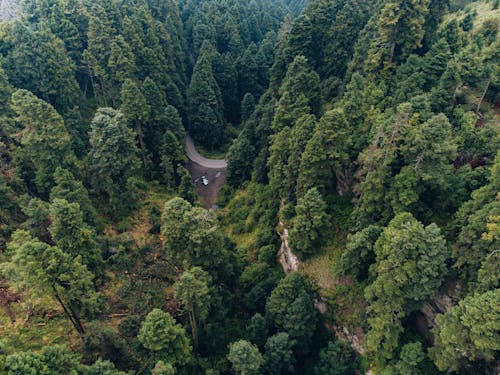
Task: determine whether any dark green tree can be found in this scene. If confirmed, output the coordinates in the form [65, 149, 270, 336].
[227, 340, 264, 375]
[88, 108, 140, 216]
[11, 89, 75, 195]
[138, 308, 191, 367]
[365, 213, 448, 362]
[48, 199, 104, 282]
[263, 332, 295, 375]
[4, 230, 102, 336]
[313, 340, 360, 375]
[289, 188, 330, 259]
[430, 289, 500, 372]
[187, 41, 225, 149]
[174, 267, 212, 348]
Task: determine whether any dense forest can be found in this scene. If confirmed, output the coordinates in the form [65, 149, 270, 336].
[0, 0, 498, 374]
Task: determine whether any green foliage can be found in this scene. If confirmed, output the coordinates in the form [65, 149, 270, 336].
[48, 198, 104, 281]
[289, 188, 330, 259]
[138, 308, 191, 367]
[313, 340, 360, 375]
[188, 41, 225, 149]
[161, 197, 237, 283]
[367, 0, 431, 72]
[11, 89, 75, 195]
[227, 340, 264, 375]
[263, 332, 295, 375]
[335, 225, 382, 280]
[50, 168, 96, 225]
[246, 313, 269, 349]
[430, 289, 500, 372]
[265, 273, 317, 354]
[174, 267, 212, 347]
[88, 108, 140, 216]
[365, 213, 448, 362]
[4, 230, 102, 335]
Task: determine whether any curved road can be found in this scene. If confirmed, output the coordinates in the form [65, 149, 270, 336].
[185, 135, 227, 169]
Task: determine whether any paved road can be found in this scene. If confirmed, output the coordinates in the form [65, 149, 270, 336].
[185, 135, 227, 169]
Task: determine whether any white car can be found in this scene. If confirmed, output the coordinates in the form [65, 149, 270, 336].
[201, 176, 209, 185]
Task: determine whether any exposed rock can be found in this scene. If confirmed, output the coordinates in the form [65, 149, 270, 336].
[0, 0, 21, 21]
[332, 325, 365, 355]
[415, 281, 462, 343]
[277, 221, 301, 273]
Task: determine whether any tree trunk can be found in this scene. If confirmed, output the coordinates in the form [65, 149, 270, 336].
[189, 306, 198, 349]
[135, 120, 148, 167]
[52, 286, 84, 337]
[477, 79, 490, 113]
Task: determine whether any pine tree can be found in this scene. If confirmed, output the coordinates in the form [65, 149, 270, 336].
[88, 108, 140, 216]
[11, 89, 75, 195]
[187, 41, 225, 149]
[365, 213, 448, 362]
[367, 0, 431, 72]
[120, 79, 151, 170]
[138, 308, 191, 367]
[289, 188, 330, 259]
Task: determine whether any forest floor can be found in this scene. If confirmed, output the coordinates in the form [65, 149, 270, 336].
[187, 160, 226, 209]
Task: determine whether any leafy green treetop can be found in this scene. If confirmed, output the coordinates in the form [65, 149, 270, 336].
[227, 340, 264, 375]
[138, 308, 191, 367]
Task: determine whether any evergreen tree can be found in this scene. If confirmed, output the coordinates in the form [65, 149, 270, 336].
[367, 0, 431, 72]
[227, 340, 264, 375]
[4, 230, 102, 336]
[365, 213, 448, 362]
[48, 198, 104, 282]
[50, 167, 96, 225]
[6, 23, 79, 111]
[289, 188, 330, 259]
[161, 197, 236, 282]
[187, 41, 225, 149]
[263, 332, 295, 375]
[430, 289, 500, 372]
[138, 308, 191, 367]
[313, 341, 360, 375]
[88, 108, 140, 216]
[120, 79, 150, 170]
[11, 89, 75, 195]
[174, 267, 212, 348]
[297, 109, 352, 197]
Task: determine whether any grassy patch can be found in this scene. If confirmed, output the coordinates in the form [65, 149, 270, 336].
[444, 0, 500, 30]
[302, 245, 341, 290]
[194, 141, 227, 160]
[0, 301, 78, 354]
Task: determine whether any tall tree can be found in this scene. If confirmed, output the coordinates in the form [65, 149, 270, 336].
[297, 109, 352, 197]
[289, 188, 330, 259]
[48, 198, 104, 282]
[11, 89, 75, 195]
[174, 267, 212, 348]
[161, 197, 236, 283]
[88, 108, 140, 216]
[227, 340, 264, 375]
[366, 0, 431, 72]
[120, 79, 150, 169]
[430, 289, 500, 372]
[138, 308, 191, 368]
[4, 230, 101, 336]
[365, 213, 448, 362]
[6, 23, 79, 111]
[187, 41, 225, 149]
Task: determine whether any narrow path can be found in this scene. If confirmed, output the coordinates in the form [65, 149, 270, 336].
[185, 135, 227, 169]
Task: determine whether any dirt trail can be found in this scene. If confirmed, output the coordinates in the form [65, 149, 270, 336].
[184, 135, 227, 209]
[185, 135, 227, 169]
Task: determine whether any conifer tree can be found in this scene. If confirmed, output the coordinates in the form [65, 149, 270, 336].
[11, 89, 75, 195]
[88, 108, 140, 216]
[187, 41, 225, 149]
